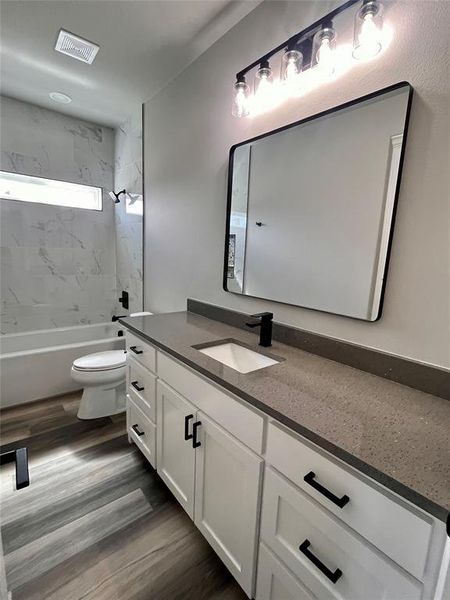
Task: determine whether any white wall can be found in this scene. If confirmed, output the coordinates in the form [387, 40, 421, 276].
[144, 0, 450, 369]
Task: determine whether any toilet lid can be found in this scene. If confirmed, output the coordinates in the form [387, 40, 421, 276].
[73, 350, 126, 372]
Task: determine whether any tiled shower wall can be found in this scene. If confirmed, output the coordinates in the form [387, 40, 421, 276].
[0, 96, 119, 334]
[114, 110, 143, 314]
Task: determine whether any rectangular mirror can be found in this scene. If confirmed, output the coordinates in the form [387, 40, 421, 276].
[224, 83, 412, 321]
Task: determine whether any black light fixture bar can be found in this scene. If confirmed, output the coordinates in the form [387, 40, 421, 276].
[236, 0, 360, 79]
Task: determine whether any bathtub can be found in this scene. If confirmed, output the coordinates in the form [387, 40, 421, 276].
[0, 323, 125, 408]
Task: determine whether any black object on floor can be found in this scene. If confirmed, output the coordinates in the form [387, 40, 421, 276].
[0, 447, 30, 489]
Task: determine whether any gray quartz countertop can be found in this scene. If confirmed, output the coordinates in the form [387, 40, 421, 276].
[120, 311, 450, 522]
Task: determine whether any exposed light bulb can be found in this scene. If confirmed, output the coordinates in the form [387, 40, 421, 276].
[252, 62, 275, 112]
[232, 77, 250, 118]
[255, 64, 273, 96]
[317, 39, 333, 70]
[281, 49, 303, 83]
[353, 0, 383, 60]
[313, 26, 337, 77]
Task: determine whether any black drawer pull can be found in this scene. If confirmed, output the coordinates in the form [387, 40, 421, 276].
[132, 424, 145, 436]
[299, 539, 342, 584]
[184, 414, 194, 440]
[192, 421, 202, 448]
[129, 345, 143, 355]
[304, 471, 349, 508]
[131, 380, 145, 392]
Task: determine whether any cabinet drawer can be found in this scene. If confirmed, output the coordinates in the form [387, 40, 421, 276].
[261, 468, 422, 600]
[126, 332, 156, 373]
[256, 544, 316, 600]
[127, 397, 156, 468]
[127, 357, 156, 422]
[157, 351, 264, 454]
[266, 423, 432, 580]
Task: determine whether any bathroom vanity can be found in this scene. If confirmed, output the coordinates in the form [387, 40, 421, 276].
[120, 311, 450, 600]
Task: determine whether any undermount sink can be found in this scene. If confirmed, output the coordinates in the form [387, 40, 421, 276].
[197, 341, 280, 373]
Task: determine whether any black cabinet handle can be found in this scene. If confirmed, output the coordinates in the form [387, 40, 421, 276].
[129, 345, 143, 355]
[299, 539, 342, 584]
[304, 471, 349, 508]
[131, 380, 145, 392]
[184, 414, 194, 441]
[132, 424, 145, 436]
[192, 421, 202, 448]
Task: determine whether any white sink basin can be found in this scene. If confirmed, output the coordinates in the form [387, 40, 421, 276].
[197, 342, 279, 373]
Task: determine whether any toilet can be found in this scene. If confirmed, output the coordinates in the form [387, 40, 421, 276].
[71, 350, 127, 419]
[71, 312, 153, 419]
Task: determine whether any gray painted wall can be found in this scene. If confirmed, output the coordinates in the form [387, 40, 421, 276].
[0, 96, 117, 333]
[143, 0, 450, 369]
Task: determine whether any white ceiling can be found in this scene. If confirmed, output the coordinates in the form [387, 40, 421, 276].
[0, 0, 259, 127]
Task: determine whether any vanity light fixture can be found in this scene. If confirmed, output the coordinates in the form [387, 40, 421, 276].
[353, 0, 384, 60]
[231, 0, 388, 117]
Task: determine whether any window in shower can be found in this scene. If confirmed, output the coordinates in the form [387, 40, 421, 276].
[0, 171, 102, 211]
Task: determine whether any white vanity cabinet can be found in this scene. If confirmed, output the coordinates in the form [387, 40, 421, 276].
[124, 330, 448, 600]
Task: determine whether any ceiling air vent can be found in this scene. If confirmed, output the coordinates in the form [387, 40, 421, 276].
[55, 29, 99, 64]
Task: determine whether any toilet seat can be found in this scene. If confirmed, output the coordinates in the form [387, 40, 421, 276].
[73, 350, 126, 372]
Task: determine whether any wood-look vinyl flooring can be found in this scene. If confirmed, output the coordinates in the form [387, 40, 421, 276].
[0, 392, 247, 600]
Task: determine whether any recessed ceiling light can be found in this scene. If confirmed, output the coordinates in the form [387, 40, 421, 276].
[55, 29, 99, 64]
[49, 92, 72, 104]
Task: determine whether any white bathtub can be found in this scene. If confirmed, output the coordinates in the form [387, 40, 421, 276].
[0, 323, 125, 408]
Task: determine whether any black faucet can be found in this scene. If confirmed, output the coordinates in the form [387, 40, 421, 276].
[245, 312, 273, 347]
[112, 314, 127, 322]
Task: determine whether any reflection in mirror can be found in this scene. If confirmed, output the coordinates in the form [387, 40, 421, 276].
[225, 83, 412, 321]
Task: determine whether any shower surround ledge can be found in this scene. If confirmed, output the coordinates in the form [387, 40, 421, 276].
[120, 311, 450, 522]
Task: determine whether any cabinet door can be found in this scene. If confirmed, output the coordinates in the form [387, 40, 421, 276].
[156, 381, 196, 518]
[194, 412, 263, 598]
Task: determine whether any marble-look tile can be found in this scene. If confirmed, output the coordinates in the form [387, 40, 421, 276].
[0, 97, 119, 334]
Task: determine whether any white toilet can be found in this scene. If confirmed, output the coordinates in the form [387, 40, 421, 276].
[71, 350, 127, 419]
